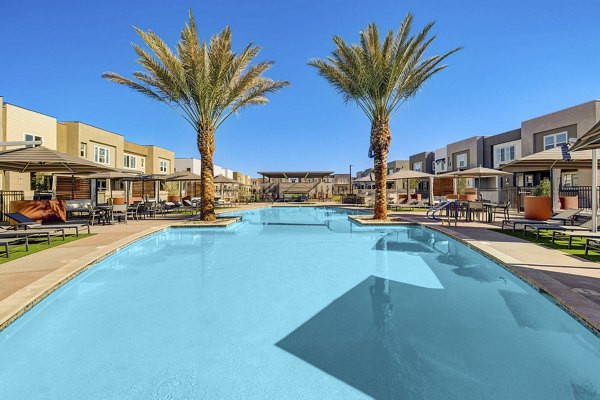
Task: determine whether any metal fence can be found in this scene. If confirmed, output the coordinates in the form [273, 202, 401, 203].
[558, 186, 600, 209]
[0, 191, 25, 221]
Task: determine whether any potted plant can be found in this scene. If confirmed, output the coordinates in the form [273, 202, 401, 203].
[524, 178, 552, 220]
[164, 182, 180, 202]
[457, 177, 476, 201]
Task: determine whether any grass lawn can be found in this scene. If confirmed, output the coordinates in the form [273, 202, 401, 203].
[0, 234, 95, 264]
[491, 228, 600, 263]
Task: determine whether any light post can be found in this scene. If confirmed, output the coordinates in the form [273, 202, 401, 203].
[349, 164, 354, 195]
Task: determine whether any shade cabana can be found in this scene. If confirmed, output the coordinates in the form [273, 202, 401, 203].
[501, 145, 598, 215]
[437, 167, 512, 197]
[0, 146, 116, 174]
[386, 170, 435, 204]
[566, 121, 600, 232]
[501, 146, 599, 172]
[86, 170, 142, 205]
[0, 146, 117, 200]
[120, 173, 171, 201]
[164, 171, 203, 199]
[214, 174, 238, 200]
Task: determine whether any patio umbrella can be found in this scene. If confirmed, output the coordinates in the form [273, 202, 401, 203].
[567, 121, 600, 232]
[386, 169, 435, 204]
[0, 146, 117, 200]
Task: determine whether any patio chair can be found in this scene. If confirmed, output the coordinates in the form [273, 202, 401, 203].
[4, 213, 79, 238]
[0, 228, 53, 245]
[467, 201, 485, 221]
[111, 204, 129, 223]
[144, 201, 158, 218]
[87, 204, 103, 226]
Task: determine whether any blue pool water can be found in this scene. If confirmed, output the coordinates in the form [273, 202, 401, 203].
[1, 206, 599, 399]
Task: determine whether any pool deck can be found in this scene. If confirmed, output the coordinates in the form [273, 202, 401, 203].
[1, 203, 600, 334]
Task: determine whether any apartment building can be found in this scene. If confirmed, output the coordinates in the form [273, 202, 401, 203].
[0, 98, 58, 196]
[408, 100, 600, 203]
[0, 97, 175, 201]
[174, 158, 234, 179]
[174, 158, 254, 201]
[333, 173, 351, 195]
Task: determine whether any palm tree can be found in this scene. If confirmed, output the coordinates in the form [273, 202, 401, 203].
[309, 15, 460, 219]
[102, 11, 289, 221]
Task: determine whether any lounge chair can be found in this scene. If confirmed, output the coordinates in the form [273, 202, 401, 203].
[0, 228, 56, 244]
[501, 209, 581, 232]
[5, 212, 88, 237]
[524, 218, 594, 240]
[0, 237, 27, 257]
[552, 229, 600, 248]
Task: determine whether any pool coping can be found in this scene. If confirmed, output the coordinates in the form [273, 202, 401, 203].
[346, 212, 600, 336]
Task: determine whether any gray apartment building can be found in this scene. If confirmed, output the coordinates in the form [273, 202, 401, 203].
[406, 99, 600, 205]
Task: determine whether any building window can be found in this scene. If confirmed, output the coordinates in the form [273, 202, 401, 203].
[97, 179, 108, 191]
[80, 143, 87, 158]
[456, 154, 467, 169]
[94, 146, 110, 165]
[123, 154, 137, 169]
[413, 161, 423, 172]
[159, 159, 169, 173]
[544, 132, 568, 150]
[496, 145, 516, 165]
[140, 158, 145, 168]
[562, 173, 578, 187]
[24, 133, 42, 148]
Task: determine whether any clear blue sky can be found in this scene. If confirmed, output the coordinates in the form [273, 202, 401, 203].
[1, 0, 599, 176]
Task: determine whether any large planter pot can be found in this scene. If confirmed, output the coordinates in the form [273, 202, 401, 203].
[111, 197, 125, 205]
[559, 196, 578, 210]
[446, 194, 458, 200]
[458, 194, 477, 201]
[168, 195, 180, 202]
[410, 194, 422, 200]
[524, 196, 552, 221]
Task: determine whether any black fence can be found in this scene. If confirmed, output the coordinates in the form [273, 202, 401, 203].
[558, 186, 600, 209]
[0, 190, 24, 221]
[501, 186, 600, 211]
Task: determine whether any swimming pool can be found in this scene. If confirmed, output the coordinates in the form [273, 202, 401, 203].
[1, 206, 599, 399]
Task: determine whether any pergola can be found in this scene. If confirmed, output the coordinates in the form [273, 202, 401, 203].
[257, 171, 334, 181]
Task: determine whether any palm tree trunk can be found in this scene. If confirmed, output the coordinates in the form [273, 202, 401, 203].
[371, 117, 391, 220]
[198, 127, 216, 221]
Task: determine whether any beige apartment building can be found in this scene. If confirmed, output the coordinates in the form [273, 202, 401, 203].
[0, 96, 175, 201]
[0, 98, 58, 195]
